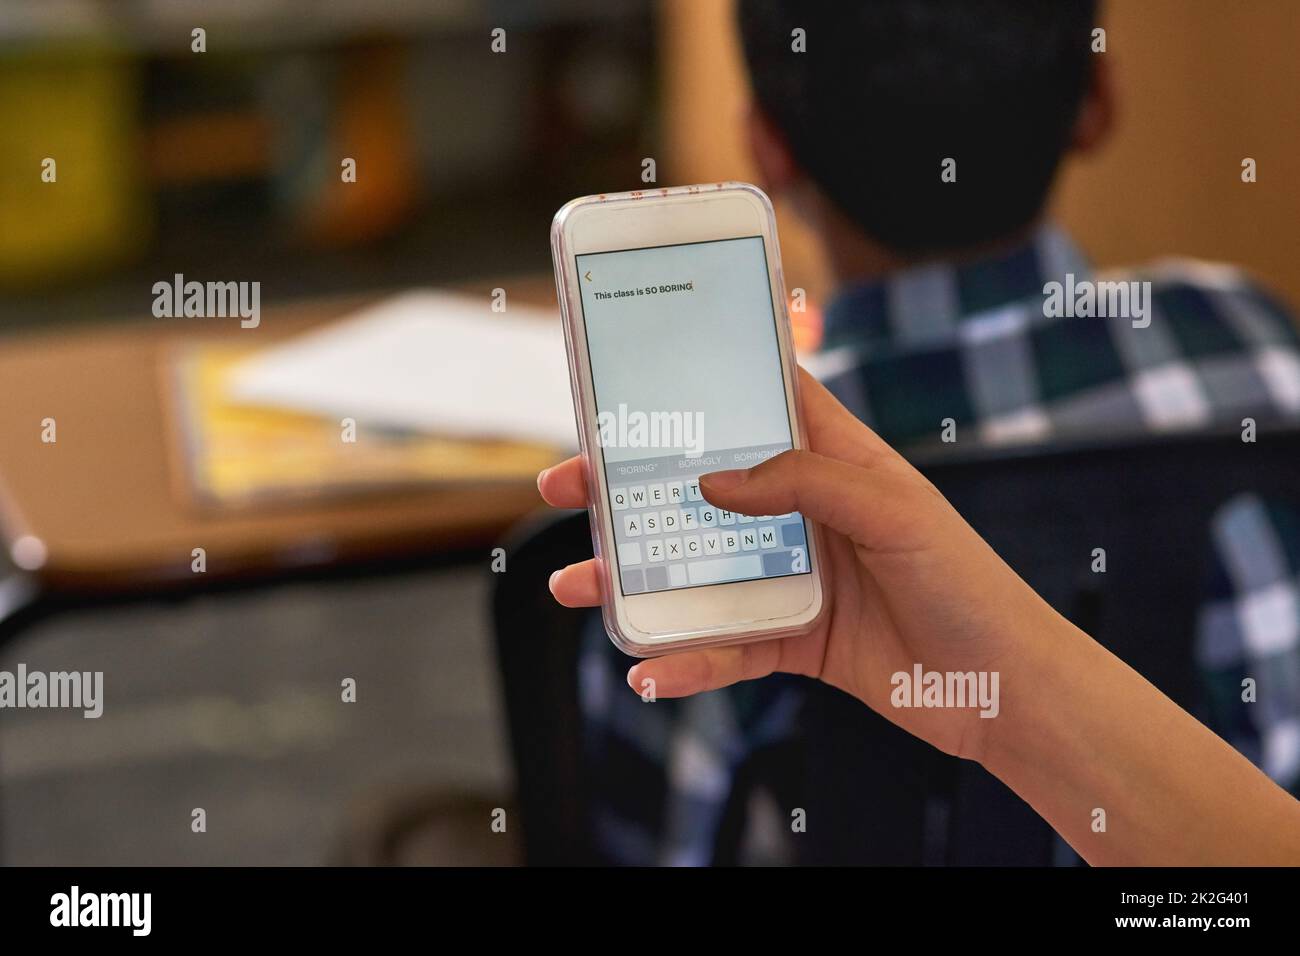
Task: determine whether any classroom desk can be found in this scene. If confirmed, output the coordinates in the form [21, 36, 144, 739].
[0, 277, 557, 599]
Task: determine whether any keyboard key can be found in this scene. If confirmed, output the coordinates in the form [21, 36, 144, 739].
[680, 508, 698, 531]
[628, 485, 647, 508]
[644, 512, 660, 534]
[660, 510, 679, 533]
[621, 568, 645, 593]
[702, 532, 722, 555]
[721, 530, 740, 553]
[780, 522, 807, 547]
[761, 551, 796, 575]
[683, 534, 702, 558]
[699, 507, 717, 527]
[668, 564, 688, 588]
[618, 542, 642, 566]
[738, 513, 755, 524]
[759, 526, 778, 548]
[666, 480, 685, 504]
[719, 510, 736, 526]
[687, 554, 763, 585]
[644, 566, 668, 591]
[664, 537, 683, 560]
[623, 514, 642, 537]
[648, 483, 666, 507]
[740, 529, 758, 551]
[646, 539, 664, 562]
[686, 480, 702, 502]
[611, 488, 629, 511]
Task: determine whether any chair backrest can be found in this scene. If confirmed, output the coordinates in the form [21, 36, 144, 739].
[491, 508, 600, 865]
[493, 426, 1300, 865]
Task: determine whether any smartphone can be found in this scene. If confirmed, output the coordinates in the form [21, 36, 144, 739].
[550, 182, 825, 657]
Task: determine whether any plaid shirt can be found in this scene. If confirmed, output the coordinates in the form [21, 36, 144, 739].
[579, 225, 1300, 865]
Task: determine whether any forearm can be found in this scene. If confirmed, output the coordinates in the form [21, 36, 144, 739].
[983, 610, 1300, 865]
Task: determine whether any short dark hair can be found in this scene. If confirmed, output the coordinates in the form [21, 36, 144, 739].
[738, 0, 1098, 256]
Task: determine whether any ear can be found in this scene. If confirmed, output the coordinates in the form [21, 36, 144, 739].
[1069, 53, 1115, 154]
[746, 105, 800, 195]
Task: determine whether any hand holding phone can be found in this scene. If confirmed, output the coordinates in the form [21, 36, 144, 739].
[538, 363, 1021, 761]
[551, 183, 825, 656]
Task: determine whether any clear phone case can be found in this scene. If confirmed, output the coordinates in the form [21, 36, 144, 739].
[550, 182, 826, 657]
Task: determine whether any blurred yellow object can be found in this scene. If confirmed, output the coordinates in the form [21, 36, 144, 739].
[165, 343, 561, 509]
[0, 46, 148, 286]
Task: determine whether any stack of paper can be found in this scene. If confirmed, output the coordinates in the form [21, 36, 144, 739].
[226, 291, 577, 447]
[165, 291, 575, 507]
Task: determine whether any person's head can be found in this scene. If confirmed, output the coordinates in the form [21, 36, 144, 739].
[738, 0, 1111, 274]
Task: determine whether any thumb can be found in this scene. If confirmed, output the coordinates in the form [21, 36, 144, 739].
[699, 449, 931, 551]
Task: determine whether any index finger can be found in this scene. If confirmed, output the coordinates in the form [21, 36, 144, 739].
[537, 456, 588, 509]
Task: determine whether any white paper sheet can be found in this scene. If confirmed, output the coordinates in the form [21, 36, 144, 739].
[225, 290, 577, 449]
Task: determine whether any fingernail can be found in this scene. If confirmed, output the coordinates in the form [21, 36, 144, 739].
[701, 468, 750, 492]
[536, 467, 550, 493]
[548, 569, 560, 592]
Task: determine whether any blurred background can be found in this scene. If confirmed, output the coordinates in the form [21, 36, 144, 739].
[0, 0, 1296, 865]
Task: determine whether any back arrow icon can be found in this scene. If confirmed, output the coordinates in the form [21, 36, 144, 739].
[584, 271, 592, 281]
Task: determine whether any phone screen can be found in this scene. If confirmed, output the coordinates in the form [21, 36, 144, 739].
[576, 235, 812, 595]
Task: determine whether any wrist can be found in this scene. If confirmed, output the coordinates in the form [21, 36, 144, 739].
[977, 600, 1092, 776]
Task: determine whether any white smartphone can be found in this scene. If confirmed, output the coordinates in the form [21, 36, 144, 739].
[550, 182, 826, 657]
